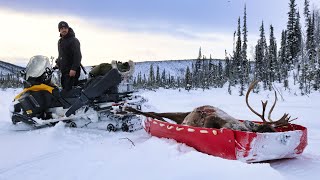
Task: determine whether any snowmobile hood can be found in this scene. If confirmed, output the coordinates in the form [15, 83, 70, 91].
[25, 55, 51, 80]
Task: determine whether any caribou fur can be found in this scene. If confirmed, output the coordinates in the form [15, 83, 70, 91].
[181, 105, 275, 132]
[125, 105, 276, 133]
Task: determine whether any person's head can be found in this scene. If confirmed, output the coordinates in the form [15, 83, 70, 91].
[58, 21, 69, 37]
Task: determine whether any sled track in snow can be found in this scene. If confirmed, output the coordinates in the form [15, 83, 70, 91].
[0, 151, 63, 175]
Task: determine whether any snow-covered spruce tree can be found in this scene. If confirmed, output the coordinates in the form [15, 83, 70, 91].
[148, 64, 155, 89]
[300, 0, 312, 94]
[303, 0, 316, 92]
[278, 30, 288, 84]
[192, 47, 203, 89]
[217, 61, 225, 88]
[202, 56, 210, 90]
[156, 65, 161, 87]
[267, 25, 278, 90]
[138, 72, 143, 88]
[176, 76, 181, 89]
[133, 71, 142, 89]
[242, 4, 249, 85]
[195, 47, 202, 73]
[310, 13, 318, 90]
[315, 10, 320, 64]
[295, 11, 303, 62]
[185, 66, 192, 90]
[143, 74, 147, 89]
[254, 21, 267, 83]
[234, 17, 242, 85]
[286, 0, 301, 68]
[211, 63, 218, 88]
[207, 56, 214, 86]
[228, 82, 232, 95]
[224, 50, 232, 81]
[315, 10, 320, 91]
[232, 16, 246, 96]
[263, 45, 270, 90]
[242, 5, 248, 63]
[161, 69, 166, 88]
[168, 73, 175, 89]
[299, 44, 310, 95]
[304, 0, 310, 20]
[227, 31, 237, 86]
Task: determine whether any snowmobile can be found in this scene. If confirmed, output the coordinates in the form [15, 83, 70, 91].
[10, 55, 146, 132]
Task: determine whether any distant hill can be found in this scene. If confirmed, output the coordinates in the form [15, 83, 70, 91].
[0, 60, 24, 76]
[0, 58, 225, 79]
[133, 59, 224, 78]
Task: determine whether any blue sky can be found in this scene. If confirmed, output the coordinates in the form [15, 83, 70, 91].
[0, 0, 319, 65]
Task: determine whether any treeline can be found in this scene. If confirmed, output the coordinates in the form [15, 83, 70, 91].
[134, 0, 320, 95]
[0, 74, 22, 89]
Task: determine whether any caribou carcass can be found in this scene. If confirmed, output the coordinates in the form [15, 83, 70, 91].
[126, 80, 296, 133]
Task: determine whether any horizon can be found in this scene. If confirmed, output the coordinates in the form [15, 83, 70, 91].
[0, 0, 319, 66]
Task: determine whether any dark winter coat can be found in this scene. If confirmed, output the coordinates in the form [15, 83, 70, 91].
[57, 28, 82, 74]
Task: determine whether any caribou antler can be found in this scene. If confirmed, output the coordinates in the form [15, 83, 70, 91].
[246, 80, 269, 123]
[267, 85, 298, 127]
[246, 80, 297, 128]
[267, 91, 277, 122]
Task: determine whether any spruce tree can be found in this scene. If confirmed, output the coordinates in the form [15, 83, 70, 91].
[161, 69, 166, 87]
[286, 0, 301, 67]
[295, 11, 302, 61]
[279, 30, 288, 82]
[242, 4, 249, 84]
[185, 66, 192, 90]
[156, 65, 160, 87]
[234, 17, 242, 88]
[267, 25, 278, 90]
[149, 64, 155, 88]
[255, 21, 267, 82]
[218, 61, 224, 87]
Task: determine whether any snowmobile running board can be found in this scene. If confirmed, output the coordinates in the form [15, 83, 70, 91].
[11, 98, 145, 132]
[12, 112, 77, 128]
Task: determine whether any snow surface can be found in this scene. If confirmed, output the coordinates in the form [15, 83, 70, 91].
[0, 87, 320, 180]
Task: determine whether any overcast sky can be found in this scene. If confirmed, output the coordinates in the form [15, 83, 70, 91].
[0, 0, 319, 66]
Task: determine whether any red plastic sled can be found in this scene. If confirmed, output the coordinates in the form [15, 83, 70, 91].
[143, 118, 307, 162]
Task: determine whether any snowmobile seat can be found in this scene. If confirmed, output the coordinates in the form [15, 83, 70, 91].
[65, 68, 122, 117]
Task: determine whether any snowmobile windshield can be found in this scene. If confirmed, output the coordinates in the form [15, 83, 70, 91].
[25, 55, 51, 80]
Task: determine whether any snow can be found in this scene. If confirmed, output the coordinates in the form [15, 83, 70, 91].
[0, 87, 320, 180]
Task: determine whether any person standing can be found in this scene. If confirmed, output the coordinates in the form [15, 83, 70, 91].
[56, 21, 82, 90]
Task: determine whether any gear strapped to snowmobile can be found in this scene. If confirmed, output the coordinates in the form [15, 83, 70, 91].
[10, 55, 146, 131]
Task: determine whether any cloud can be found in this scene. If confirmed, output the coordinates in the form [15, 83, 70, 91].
[0, 8, 237, 66]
